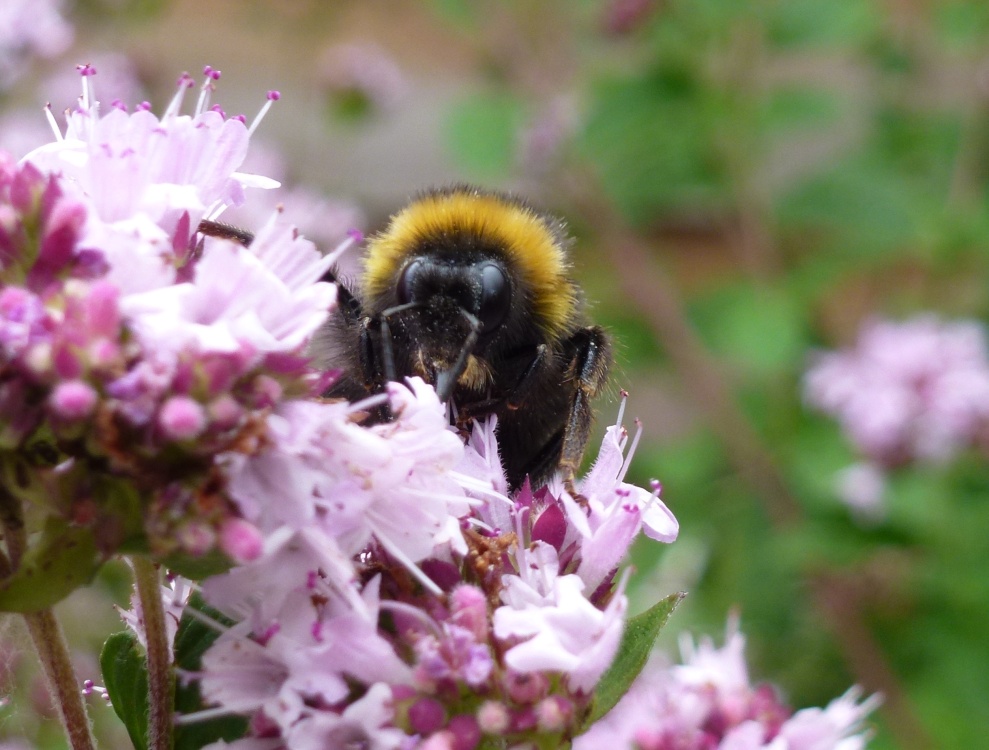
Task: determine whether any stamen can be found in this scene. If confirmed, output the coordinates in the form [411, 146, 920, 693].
[164, 72, 195, 119]
[43, 104, 63, 142]
[367, 519, 442, 595]
[617, 418, 643, 483]
[174, 705, 241, 726]
[448, 471, 513, 504]
[348, 391, 389, 414]
[77, 64, 97, 113]
[195, 65, 221, 116]
[180, 605, 230, 635]
[247, 90, 280, 137]
[615, 389, 629, 429]
[325, 231, 361, 267]
[402, 485, 485, 507]
[464, 516, 498, 534]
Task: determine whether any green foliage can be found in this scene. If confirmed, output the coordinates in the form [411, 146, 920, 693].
[100, 596, 246, 750]
[585, 591, 685, 727]
[763, 0, 880, 49]
[0, 518, 102, 612]
[172, 596, 248, 750]
[580, 69, 728, 224]
[100, 632, 150, 750]
[688, 282, 808, 376]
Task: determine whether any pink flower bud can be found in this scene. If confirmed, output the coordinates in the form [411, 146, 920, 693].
[476, 701, 509, 735]
[503, 670, 548, 705]
[447, 714, 481, 750]
[418, 731, 454, 750]
[409, 697, 446, 735]
[207, 394, 243, 430]
[49, 380, 97, 420]
[536, 696, 572, 732]
[158, 396, 206, 440]
[218, 517, 264, 563]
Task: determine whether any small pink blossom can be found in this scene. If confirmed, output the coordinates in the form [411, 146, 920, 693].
[218, 517, 264, 563]
[48, 379, 97, 419]
[158, 395, 206, 440]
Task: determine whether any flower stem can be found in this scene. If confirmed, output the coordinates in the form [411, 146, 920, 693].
[23, 609, 97, 750]
[2, 485, 96, 750]
[131, 557, 175, 750]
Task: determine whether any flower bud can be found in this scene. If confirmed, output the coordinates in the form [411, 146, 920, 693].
[49, 380, 97, 420]
[158, 395, 206, 440]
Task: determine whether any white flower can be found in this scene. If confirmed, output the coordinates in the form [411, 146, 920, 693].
[493, 542, 626, 693]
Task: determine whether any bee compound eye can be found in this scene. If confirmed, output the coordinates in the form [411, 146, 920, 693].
[477, 262, 510, 333]
[396, 259, 424, 305]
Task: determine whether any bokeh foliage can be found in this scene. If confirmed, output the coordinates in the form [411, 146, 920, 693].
[435, 2, 989, 748]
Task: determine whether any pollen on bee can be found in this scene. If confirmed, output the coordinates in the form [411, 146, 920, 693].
[457, 355, 493, 391]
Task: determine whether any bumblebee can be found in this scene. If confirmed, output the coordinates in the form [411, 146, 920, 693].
[201, 185, 611, 490]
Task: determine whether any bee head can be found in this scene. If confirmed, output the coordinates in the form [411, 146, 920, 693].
[361, 186, 583, 393]
[364, 185, 580, 340]
[395, 256, 510, 337]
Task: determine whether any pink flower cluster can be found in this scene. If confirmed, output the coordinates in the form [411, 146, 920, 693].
[804, 316, 989, 513]
[194, 390, 678, 750]
[4, 65, 684, 749]
[575, 621, 879, 750]
[0, 67, 342, 559]
[805, 316, 989, 467]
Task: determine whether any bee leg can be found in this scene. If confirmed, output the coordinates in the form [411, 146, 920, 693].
[378, 317, 398, 383]
[436, 310, 481, 402]
[558, 326, 612, 492]
[505, 344, 550, 410]
[374, 302, 419, 386]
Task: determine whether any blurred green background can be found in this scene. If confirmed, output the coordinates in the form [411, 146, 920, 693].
[3, 1, 989, 748]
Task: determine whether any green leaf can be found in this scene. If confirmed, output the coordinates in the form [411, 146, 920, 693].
[159, 548, 233, 581]
[0, 518, 102, 612]
[584, 591, 685, 727]
[173, 595, 247, 749]
[100, 632, 149, 750]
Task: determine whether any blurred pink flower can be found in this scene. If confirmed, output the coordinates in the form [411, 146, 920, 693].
[805, 315, 989, 467]
[0, 0, 73, 89]
[575, 620, 879, 750]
